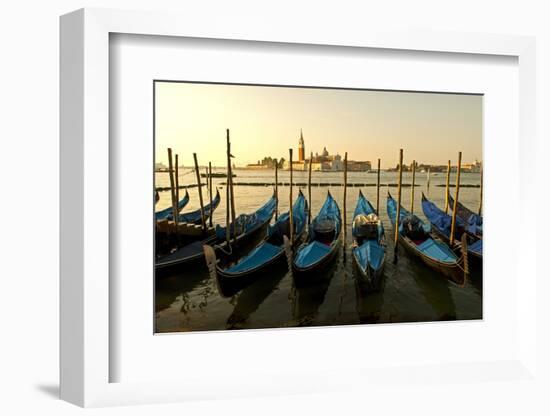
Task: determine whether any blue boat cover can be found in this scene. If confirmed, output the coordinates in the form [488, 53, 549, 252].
[448, 193, 483, 231]
[416, 239, 457, 264]
[294, 191, 341, 269]
[224, 242, 282, 274]
[387, 194, 459, 264]
[155, 191, 190, 220]
[215, 193, 277, 240]
[223, 192, 308, 275]
[353, 240, 385, 272]
[422, 196, 478, 237]
[468, 238, 483, 256]
[294, 241, 332, 268]
[176, 189, 221, 223]
[422, 195, 483, 257]
[352, 191, 385, 273]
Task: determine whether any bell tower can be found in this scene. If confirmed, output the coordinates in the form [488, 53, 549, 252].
[298, 129, 305, 162]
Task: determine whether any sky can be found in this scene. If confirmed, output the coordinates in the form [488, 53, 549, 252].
[155, 81, 482, 169]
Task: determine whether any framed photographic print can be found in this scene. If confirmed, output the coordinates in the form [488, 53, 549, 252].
[153, 81, 483, 333]
[60, 8, 538, 408]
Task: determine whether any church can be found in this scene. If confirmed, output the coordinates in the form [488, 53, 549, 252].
[284, 129, 345, 171]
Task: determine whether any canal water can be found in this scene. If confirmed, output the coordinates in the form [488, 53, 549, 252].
[155, 169, 482, 333]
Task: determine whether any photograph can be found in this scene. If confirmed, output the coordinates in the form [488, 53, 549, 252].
[154, 81, 483, 333]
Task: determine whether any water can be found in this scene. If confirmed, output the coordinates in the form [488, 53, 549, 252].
[155, 169, 482, 333]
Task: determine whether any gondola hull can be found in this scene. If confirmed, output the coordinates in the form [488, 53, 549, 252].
[352, 248, 385, 290]
[351, 190, 386, 291]
[156, 193, 276, 276]
[155, 220, 271, 276]
[429, 224, 482, 265]
[421, 193, 482, 267]
[291, 191, 342, 286]
[395, 229, 465, 285]
[387, 193, 467, 286]
[215, 192, 309, 294]
[292, 240, 341, 285]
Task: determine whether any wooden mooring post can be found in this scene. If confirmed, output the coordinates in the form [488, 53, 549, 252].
[193, 153, 206, 232]
[444, 159, 451, 214]
[167, 148, 178, 229]
[343, 152, 348, 244]
[449, 151, 462, 245]
[393, 149, 403, 264]
[208, 162, 213, 227]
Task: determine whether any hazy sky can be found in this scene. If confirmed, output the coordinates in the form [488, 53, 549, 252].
[155, 82, 482, 168]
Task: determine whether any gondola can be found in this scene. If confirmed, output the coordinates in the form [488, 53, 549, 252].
[209, 190, 308, 295]
[154, 190, 189, 220]
[291, 191, 341, 281]
[351, 190, 386, 287]
[156, 192, 276, 274]
[387, 193, 468, 285]
[421, 193, 482, 262]
[167, 189, 221, 224]
[447, 191, 482, 236]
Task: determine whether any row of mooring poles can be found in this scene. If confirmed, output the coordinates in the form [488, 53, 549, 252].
[392, 150, 464, 264]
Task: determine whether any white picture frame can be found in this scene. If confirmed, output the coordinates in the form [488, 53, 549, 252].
[60, 8, 537, 408]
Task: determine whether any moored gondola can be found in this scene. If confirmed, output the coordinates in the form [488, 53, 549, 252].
[352, 190, 386, 288]
[167, 189, 221, 224]
[387, 193, 468, 285]
[210, 190, 308, 296]
[447, 191, 483, 237]
[155, 190, 190, 220]
[290, 191, 342, 283]
[156, 192, 276, 275]
[421, 193, 482, 263]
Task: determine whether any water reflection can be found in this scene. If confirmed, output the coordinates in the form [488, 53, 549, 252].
[354, 271, 386, 324]
[410, 260, 457, 321]
[155, 264, 209, 313]
[225, 267, 287, 329]
[290, 256, 338, 326]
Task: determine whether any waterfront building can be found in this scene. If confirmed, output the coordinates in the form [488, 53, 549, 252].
[283, 131, 371, 172]
[298, 129, 305, 162]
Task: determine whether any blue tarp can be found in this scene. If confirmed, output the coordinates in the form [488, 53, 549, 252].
[352, 191, 385, 272]
[222, 192, 308, 275]
[387, 194, 459, 264]
[353, 240, 385, 272]
[294, 192, 341, 269]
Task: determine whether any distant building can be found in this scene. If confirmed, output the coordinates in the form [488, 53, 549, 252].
[298, 129, 305, 162]
[283, 131, 370, 172]
[462, 159, 482, 173]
